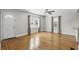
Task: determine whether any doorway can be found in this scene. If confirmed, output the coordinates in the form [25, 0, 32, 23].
[28, 15, 40, 35]
[51, 16, 61, 34]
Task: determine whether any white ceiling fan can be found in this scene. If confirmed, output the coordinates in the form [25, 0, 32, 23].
[44, 9, 55, 14]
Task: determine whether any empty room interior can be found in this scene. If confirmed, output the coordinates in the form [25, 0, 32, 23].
[0, 9, 79, 50]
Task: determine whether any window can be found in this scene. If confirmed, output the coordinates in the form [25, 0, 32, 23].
[30, 16, 39, 28]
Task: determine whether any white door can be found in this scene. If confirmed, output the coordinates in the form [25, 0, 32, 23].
[2, 14, 15, 39]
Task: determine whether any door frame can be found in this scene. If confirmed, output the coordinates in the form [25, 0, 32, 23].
[28, 15, 31, 35]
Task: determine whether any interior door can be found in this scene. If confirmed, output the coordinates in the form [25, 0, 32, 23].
[2, 14, 15, 39]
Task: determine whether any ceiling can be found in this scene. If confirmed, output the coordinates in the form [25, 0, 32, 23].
[26, 9, 77, 15]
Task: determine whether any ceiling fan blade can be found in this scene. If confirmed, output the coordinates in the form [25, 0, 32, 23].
[44, 9, 55, 14]
[48, 12, 52, 14]
[50, 11, 55, 12]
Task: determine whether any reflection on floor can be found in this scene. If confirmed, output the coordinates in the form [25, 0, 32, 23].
[1, 32, 78, 50]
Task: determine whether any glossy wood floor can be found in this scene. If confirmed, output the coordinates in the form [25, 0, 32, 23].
[1, 32, 78, 50]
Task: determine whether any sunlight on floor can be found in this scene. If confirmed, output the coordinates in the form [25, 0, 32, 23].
[29, 35, 40, 50]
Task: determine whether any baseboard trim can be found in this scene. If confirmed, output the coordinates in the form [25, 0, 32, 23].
[16, 33, 28, 37]
[2, 37, 16, 40]
[61, 33, 75, 37]
[41, 31, 75, 37]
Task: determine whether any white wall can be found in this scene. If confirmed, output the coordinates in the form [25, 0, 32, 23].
[45, 16, 52, 32]
[61, 13, 78, 35]
[15, 11, 28, 37]
[1, 9, 42, 39]
[40, 16, 46, 32]
[44, 11, 79, 36]
[1, 10, 29, 38]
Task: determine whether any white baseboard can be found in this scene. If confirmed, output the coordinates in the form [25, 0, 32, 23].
[1, 33, 28, 40]
[61, 32, 75, 36]
[45, 31, 75, 36]
[16, 33, 28, 37]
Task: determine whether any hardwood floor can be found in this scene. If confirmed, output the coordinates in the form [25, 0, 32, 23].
[1, 32, 78, 50]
